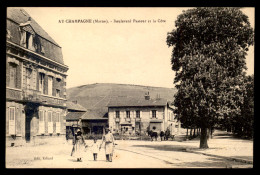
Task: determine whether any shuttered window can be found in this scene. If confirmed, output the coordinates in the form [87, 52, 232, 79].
[152, 110, 157, 118]
[39, 110, 44, 134]
[48, 76, 53, 96]
[116, 111, 120, 118]
[9, 107, 16, 135]
[39, 73, 45, 94]
[9, 63, 17, 88]
[56, 112, 61, 133]
[136, 110, 140, 118]
[126, 111, 130, 118]
[48, 111, 53, 133]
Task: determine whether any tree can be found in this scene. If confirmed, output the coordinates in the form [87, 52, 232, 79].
[166, 7, 254, 148]
[229, 74, 254, 138]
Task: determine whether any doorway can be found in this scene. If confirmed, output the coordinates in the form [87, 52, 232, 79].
[25, 108, 34, 142]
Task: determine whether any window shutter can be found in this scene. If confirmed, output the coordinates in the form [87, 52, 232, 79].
[149, 111, 152, 119]
[28, 34, 35, 51]
[48, 111, 53, 133]
[140, 111, 142, 118]
[133, 111, 136, 119]
[39, 110, 44, 134]
[56, 112, 61, 133]
[9, 107, 16, 135]
[20, 30, 26, 47]
[156, 111, 158, 119]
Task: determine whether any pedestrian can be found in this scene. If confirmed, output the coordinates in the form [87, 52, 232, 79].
[71, 128, 86, 162]
[99, 128, 115, 162]
[86, 137, 100, 161]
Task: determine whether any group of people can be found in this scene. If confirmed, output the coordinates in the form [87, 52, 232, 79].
[71, 128, 115, 162]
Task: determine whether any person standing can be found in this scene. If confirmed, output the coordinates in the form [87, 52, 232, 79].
[71, 128, 86, 162]
[100, 128, 115, 162]
[86, 137, 100, 161]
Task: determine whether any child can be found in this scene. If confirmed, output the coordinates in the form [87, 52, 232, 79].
[88, 137, 100, 161]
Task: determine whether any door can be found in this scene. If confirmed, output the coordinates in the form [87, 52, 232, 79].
[25, 110, 33, 142]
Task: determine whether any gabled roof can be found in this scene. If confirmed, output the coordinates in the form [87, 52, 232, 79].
[66, 101, 87, 112]
[7, 8, 60, 47]
[81, 108, 108, 120]
[66, 112, 86, 120]
[107, 97, 169, 107]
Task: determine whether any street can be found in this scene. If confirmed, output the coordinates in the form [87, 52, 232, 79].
[6, 131, 253, 168]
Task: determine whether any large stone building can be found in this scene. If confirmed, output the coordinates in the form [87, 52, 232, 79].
[6, 8, 69, 146]
[107, 93, 181, 135]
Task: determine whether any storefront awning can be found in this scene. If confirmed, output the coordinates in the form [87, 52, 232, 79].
[150, 119, 163, 123]
[120, 121, 132, 126]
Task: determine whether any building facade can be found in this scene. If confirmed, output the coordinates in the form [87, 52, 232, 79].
[81, 108, 108, 135]
[108, 94, 181, 135]
[65, 101, 87, 138]
[6, 8, 69, 146]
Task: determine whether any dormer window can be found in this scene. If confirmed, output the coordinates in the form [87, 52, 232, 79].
[20, 30, 35, 51]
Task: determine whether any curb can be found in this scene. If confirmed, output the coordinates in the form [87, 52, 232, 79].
[185, 149, 253, 164]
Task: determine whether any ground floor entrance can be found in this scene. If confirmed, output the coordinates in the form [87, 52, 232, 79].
[81, 120, 108, 135]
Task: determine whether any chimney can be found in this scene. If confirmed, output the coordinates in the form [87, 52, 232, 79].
[28, 17, 31, 22]
[72, 100, 77, 104]
[144, 92, 150, 100]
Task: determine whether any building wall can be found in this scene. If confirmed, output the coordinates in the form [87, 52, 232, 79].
[6, 15, 68, 146]
[108, 106, 179, 135]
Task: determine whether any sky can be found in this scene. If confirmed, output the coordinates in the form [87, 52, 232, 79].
[22, 7, 255, 89]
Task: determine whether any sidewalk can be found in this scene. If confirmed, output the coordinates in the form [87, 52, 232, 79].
[182, 130, 253, 164]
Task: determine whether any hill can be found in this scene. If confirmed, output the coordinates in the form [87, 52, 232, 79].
[67, 83, 177, 112]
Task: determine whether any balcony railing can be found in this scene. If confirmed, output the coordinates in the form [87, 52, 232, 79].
[126, 118, 131, 122]
[115, 118, 120, 122]
[6, 87, 22, 100]
[22, 89, 41, 103]
[22, 89, 66, 107]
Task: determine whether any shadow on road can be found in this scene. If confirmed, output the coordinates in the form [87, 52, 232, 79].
[131, 144, 198, 152]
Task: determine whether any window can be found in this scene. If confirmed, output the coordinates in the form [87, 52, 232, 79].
[9, 63, 17, 88]
[126, 111, 130, 118]
[116, 111, 120, 118]
[56, 89, 60, 97]
[48, 111, 53, 133]
[152, 110, 157, 118]
[9, 107, 16, 135]
[26, 68, 32, 89]
[115, 122, 120, 130]
[56, 112, 61, 133]
[48, 76, 53, 96]
[39, 73, 45, 94]
[136, 110, 140, 118]
[39, 110, 44, 134]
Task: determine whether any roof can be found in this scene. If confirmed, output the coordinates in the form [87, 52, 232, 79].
[7, 8, 65, 65]
[7, 8, 60, 46]
[81, 108, 108, 120]
[107, 97, 169, 107]
[66, 101, 87, 112]
[66, 112, 86, 120]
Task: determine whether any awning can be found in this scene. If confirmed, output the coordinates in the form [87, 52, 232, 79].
[120, 121, 132, 126]
[150, 119, 163, 123]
